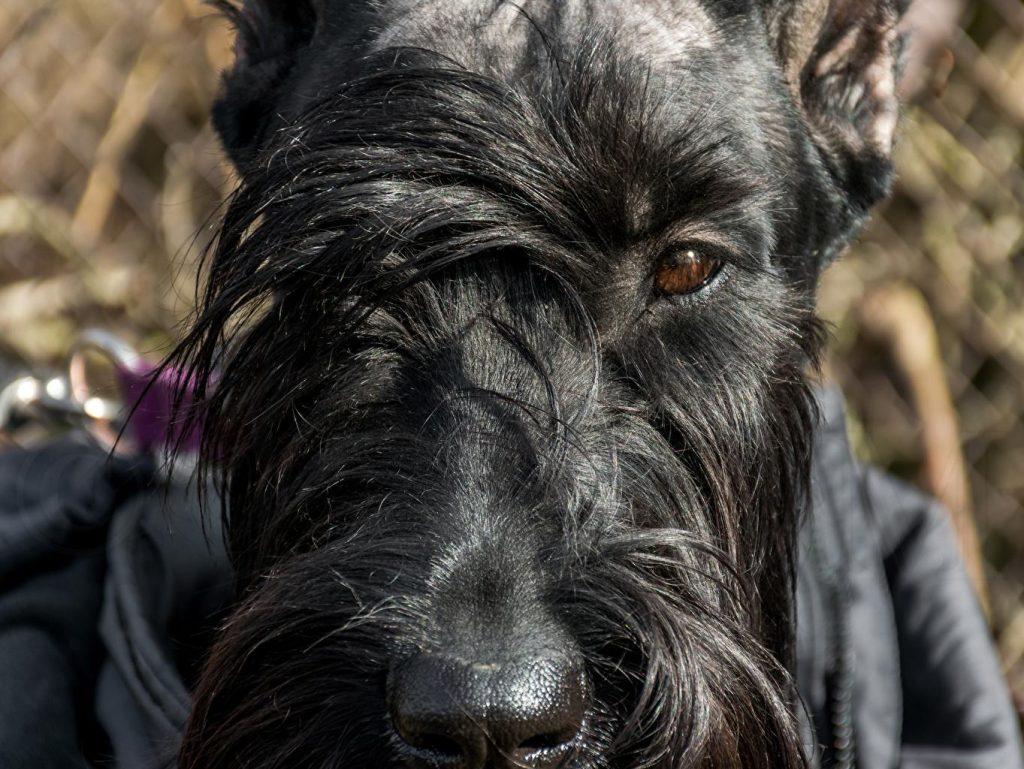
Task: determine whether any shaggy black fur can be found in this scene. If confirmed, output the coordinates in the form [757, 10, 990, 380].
[171, 2, 907, 767]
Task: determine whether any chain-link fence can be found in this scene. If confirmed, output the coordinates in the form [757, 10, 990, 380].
[2, 0, 1023, 712]
[0, 0, 230, 360]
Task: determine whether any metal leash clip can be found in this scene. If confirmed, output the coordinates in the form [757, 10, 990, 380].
[0, 371, 87, 438]
[0, 330, 138, 452]
[66, 329, 145, 453]
[1, 330, 202, 462]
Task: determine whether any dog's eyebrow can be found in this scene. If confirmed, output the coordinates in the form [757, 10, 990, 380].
[630, 145, 777, 271]
[651, 222, 772, 272]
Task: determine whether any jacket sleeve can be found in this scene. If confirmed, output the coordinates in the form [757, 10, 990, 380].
[0, 441, 146, 769]
[862, 467, 1024, 769]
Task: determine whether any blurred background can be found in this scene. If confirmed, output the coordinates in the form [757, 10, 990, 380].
[1, 0, 1022, 713]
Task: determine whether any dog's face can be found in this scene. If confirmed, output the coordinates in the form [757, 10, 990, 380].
[177, 2, 905, 767]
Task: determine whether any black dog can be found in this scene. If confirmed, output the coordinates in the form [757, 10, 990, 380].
[173, 1, 906, 767]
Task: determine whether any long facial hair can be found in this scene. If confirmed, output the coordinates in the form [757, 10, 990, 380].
[173, 41, 822, 769]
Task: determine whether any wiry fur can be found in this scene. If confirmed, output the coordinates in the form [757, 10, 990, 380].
[172, 2, 905, 767]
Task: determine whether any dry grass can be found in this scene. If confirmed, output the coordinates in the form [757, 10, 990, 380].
[1, 0, 1022, 710]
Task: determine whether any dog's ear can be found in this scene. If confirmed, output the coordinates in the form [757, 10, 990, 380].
[764, 0, 908, 214]
[212, 0, 321, 168]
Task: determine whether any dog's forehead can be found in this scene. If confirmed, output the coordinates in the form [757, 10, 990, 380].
[367, 0, 720, 69]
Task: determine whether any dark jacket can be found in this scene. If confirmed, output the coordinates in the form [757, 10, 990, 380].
[0, 391, 1020, 768]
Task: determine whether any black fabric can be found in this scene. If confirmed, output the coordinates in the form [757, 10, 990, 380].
[0, 441, 150, 768]
[95, 482, 231, 769]
[798, 390, 902, 767]
[795, 391, 1023, 768]
[869, 467, 1021, 768]
[0, 392, 1020, 768]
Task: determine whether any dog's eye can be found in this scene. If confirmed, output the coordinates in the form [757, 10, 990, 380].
[654, 248, 722, 296]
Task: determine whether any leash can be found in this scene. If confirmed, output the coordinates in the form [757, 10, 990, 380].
[0, 329, 203, 461]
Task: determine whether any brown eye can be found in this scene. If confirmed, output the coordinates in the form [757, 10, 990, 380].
[654, 248, 722, 296]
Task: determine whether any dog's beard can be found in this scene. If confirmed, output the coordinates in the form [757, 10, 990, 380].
[176, 329, 818, 769]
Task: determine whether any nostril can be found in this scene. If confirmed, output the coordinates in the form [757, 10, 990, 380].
[518, 729, 577, 751]
[389, 655, 485, 766]
[510, 690, 585, 761]
[502, 657, 587, 760]
[402, 731, 463, 758]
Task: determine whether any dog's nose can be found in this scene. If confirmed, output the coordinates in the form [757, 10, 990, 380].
[389, 652, 587, 768]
